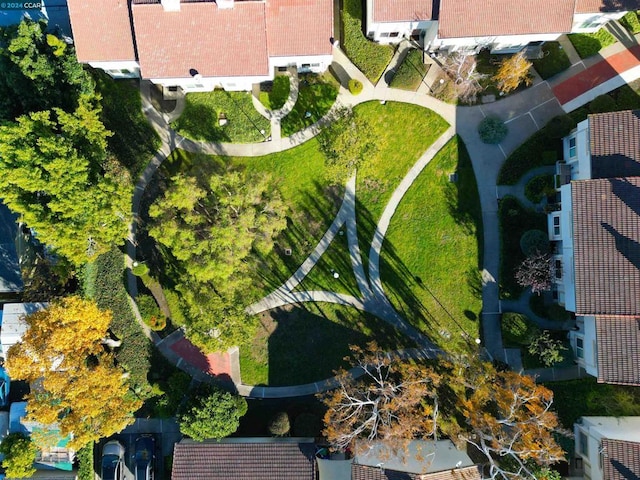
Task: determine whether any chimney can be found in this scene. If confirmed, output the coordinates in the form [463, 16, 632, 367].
[161, 0, 180, 11]
[217, 0, 234, 9]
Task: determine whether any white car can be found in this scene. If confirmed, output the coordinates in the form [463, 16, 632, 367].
[101, 440, 125, 480]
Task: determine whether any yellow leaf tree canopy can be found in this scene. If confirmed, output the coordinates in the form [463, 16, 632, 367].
[5, 297, 142, 449]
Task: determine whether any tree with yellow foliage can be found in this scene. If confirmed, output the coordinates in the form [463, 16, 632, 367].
[493, 52, 533, 94]
[5, 297, 141, 449]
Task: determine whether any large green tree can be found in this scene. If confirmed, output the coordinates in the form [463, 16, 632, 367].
[148, 169, 286, 351]
[0, 94, 131, 264]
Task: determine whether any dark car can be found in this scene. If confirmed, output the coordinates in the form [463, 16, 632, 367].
[134, 436, 155, 480]
[101, 440, 125, 480]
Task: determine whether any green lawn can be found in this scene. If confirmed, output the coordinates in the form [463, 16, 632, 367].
[171, 90, 270, 143]
[259, 75, 290, 111]
[341, 0, 394, 83]
[568, 28, 617, 59]
[380, 137, 482, 351]
[531, 42, 571, 80]
[93, 72, 160, 179]
[281, 72, 339, 136]
[390, 49, 429, 91]
[239, 303, 415, 386]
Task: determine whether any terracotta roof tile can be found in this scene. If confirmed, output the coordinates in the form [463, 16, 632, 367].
[131, 1, 269, 79]
[575, 0, 640, 13]
[572, 178, 640, 316]
[266, 0, 333, 57]
[437, 0, 575, 38]
[352, 464, 482, 480]
[602, 438, 640, 478]
[372, 0, 433, 22]
[596, 316, 640, 385]
[589, 110, 640, 179]
[67, 0, 136, 62]
[171, 440, 316, 480]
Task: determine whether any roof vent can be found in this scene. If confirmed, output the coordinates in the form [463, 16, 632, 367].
[161, 0, 180, 12]
[217, 0, 234, 9]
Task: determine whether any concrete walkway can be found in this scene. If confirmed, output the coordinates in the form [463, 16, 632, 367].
[126, 33, 640, 395]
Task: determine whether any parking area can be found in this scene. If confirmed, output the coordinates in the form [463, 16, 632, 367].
[96, 418, 181, 480]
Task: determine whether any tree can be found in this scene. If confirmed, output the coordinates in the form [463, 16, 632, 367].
[317, 107, 378, 184]
[528, 331, 566, 367]
[0, 433, 37, 478]
[0, 95, 132, 264]
[446, 358, 567, 480]
[178, 385, 248, 441]
[440, 53, 487, 103]
[268, 412, 291, 436]
[493, 52, 532, 94]
[5, 297, 142, 449]
[148, 169, 286, 351]
[478, 116, 508, 144]
[515, 251, 553, 294]
[319, 343, 441, 455]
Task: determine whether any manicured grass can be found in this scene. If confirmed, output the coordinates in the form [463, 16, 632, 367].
[342, 0, 394, 83]
[568, 28, 617, 59]
[380, 137, 482, 351]
[498, 196, 547, 299]
[502, 312, 537, 347]
[171, 90, 270, 143]
[93, 72, 160, 179]
[390, 49, 428, 91]
[281, 72, 339, 136]
[239, 303, 415, 386]
[531, 42, 571, 80]
[620, 11, 640, 34]
[258, 75, 290, 111]
[524, 174, 555, 204]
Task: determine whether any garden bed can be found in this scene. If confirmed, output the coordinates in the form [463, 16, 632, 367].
[389, 49, 429, 91]
[531, 42, 571, 80]
[258, 75, 290, 111]
[568, 29, 617, 59]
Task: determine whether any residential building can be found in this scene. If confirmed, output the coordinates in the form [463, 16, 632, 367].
[574, 416, 640, 480]
[66, 0, 333, 91]
[549, 110, 640, 385]
[366, 0, 640, 54]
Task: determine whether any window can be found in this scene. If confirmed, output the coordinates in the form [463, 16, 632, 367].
[553, 216, 561, 236]
[579, 431, 588, 457]
[569, 137, 577, 157]
[301, 63, 311, 68]
[389, 32, 399, 37]
[380, 32, 390, 38]
[576, 337, 584, 359]
[555, 259, 563, 279]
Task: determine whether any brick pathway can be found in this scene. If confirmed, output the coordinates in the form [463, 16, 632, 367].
[169, 337, 232, 378]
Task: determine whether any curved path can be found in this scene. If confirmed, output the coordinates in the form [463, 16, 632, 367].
[127, 40, 639, 395]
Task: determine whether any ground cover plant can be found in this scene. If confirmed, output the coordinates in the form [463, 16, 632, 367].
[568, 28, 617, 59]
[341, 0, 394, 83]
[498, 196, 547, 299]
[259, 75, 290, 110]
[171, 90, 270, 143]
[281, 72, 339, 136]
[531, 42, 571, 79]
[380, 137, 482, 349]
[390, 49, 429, 90]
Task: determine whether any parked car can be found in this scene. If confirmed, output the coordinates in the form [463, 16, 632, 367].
[101, 440, 125, 480]
[134, 436, 155, 480]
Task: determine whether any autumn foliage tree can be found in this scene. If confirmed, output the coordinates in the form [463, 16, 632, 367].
[493, 52, 532, 94]
[0, 433, 37, 478]
[5, 297, 142, 449]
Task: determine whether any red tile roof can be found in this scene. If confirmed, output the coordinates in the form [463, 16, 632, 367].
[67, 0, 136, 62]
[437, 0, 575, 38]
[372, 0, 433, 22]
[575, 0, 640, 13]
[266, 0, 333, 57]
[589, 110, 640, 179]
[596, 316, 640, 385]
[572, 178, 640, 316]
[131, 1, 269, 79]
[352, 464, 482, 480]
[172, 440, 316, 480]
[602, 438, 640, 479]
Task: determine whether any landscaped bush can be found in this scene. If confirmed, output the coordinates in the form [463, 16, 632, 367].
[268, 412, 290, 436]
[531, 42, 571, 79]
[342, 0, 394, 83]
[478, 116, 508, 144]
[501, 312, 539, 347]
[164, 289, 187, 327]
[519, 230, 550, 256]
[614, 85, 640, 110]
[390, 49, 428, 91]
[259, 76, 290, 110]
[132, 262, 150, 277]
[545, 114, 576, 139]
[150, 371, 192, 418]
[281, 72, 339, 136]
[348, 78, 363, 95]
[568, 29, 617, 59]
[293, 413, 322, 437]
[589, 93, 617, 113]
[620, 11, 640, 34]
[528, 330, 566, 367]
[171, 90, 270, 143]
[529, 294, 572, 321]
[137, 294, 166, 331]
[76, 443, 94, 480]
[524, 175, 555, 204]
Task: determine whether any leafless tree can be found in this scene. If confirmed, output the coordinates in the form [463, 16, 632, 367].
[515, 251, 553, 294]
[440, 53, 487, 103]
